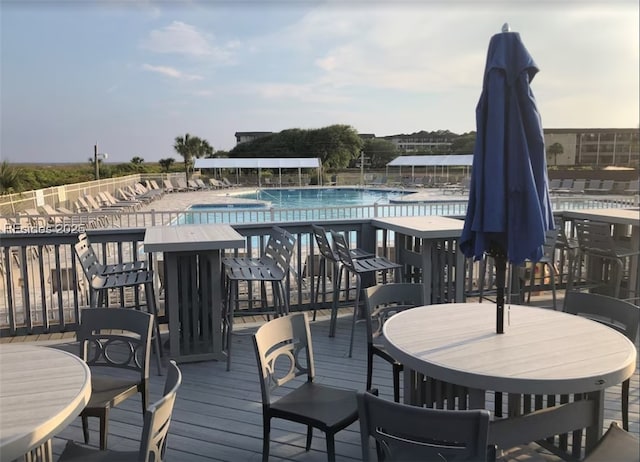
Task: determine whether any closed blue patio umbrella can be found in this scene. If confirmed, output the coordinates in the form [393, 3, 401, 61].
[460, 24, 554, 333]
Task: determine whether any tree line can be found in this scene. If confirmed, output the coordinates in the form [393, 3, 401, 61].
[1, 125, 477, 194]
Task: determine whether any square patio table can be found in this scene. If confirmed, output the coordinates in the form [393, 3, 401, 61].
[144, 224, 245, 363]
[371, 216, 465, 304]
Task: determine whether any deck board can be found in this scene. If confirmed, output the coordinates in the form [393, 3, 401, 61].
[24, 308, 640, 461]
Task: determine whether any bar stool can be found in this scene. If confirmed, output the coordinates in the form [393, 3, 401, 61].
[310, 224, 373, 322]
[330, 230, 402, 357]
[573, 220, 640, 298]
[222, 227, 296, 371]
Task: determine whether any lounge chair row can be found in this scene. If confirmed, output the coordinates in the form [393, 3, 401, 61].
[549, 178, 638, 195]
[162, 177, 239, 193]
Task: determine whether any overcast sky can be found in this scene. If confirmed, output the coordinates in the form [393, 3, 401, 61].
[1, 0, 638, 164]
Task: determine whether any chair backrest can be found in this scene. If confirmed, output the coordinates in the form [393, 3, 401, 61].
[139, 360, 182, 462]
[541, 224, 561, 260]
[74, 234, 106, 282]
[252, 312, 314, 406]
[583, 421, 640, 462]
[78, 307, 152, 380]
[330, 230, 356, 269]
[357, 391, 491, 462]
[574, 220, 615, 254]
[363, 283, 424, 346]
[600, 179, 614, 191]
[311, 224, 337, 262]
[563, 291, 640, 342]
[263, 226, 297, 274]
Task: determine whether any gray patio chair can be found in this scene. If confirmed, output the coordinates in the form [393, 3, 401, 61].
[582, 421, 640, 462]
[74, 234, 162, 375]
[310, 224, 373, 322]
[573, 220, 640, 298]
[75, 308, 153, 451]
[563, 291, 639, 431]
[59, 360, 182, 461]
[252, 312, 358, 462]
[223, 226, 296, 371]
[363, 283, 423, 402]
[330, 230, 402, 358]
[624, 178, 639, 195]
[357, 391, 493, 462]
[583, 179, 601, 194]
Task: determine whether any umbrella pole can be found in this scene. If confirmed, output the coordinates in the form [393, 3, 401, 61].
[495, 255, 506, 334]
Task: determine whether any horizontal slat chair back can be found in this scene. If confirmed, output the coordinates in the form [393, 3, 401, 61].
[575, 220, 616, 255]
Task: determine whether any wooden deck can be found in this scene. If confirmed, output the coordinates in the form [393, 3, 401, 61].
[4, 303, 639, 462]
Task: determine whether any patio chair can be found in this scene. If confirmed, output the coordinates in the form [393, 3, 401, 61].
[252, 312, 358, 462]
[548, 179, 561, 191]
[222, 177, 239, 188]
[572, 220, 640, 298]
[222, 226, 296, 371]
[583, 179, 601, 194]
[162, 179, 175, 193]
[582, 421, 640, 462]
[357, 391, 493, 462]
[74, 235, 162, 375]
[310, 224, 373, 323]
[59, 360, 182, 461]
[563, 291, 639, 431]
[554, 179, 574, 194]
[330, 230, 402, 358]
[75, 308, 153, 450]
[363, 283, 423, 402]
[624, 178, 639, 195]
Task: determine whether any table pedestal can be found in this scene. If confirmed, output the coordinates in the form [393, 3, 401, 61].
[165, 250, 225, 362]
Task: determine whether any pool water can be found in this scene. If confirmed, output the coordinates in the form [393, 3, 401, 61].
[236, 188, 407, 208]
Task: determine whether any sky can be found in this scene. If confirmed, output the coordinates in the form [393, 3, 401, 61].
[0, 0, 638, 164]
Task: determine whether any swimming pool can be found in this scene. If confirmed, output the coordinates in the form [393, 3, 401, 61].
[235, 188, 408, 208]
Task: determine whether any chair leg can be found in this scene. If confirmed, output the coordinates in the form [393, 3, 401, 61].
[366, 347, 374, 392]
[312, 257, 326, 321]
[305, 426, 313, 451]
[392, 363, 402, 403]
[622, 378, 630, 430]
[329, 266, 343, 338]
[226, 279, 236, 372]
[99, 408, 109, 450]
[144, 281, 163, 376]
[262, 416, 271, 462]
[348, 273, 361, 358]
[81, 413, 90, 444]
[326, 433, 336, 462]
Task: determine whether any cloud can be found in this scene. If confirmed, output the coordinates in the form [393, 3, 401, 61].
[142, 64, 203, 81]
[140, 20, 238, 63]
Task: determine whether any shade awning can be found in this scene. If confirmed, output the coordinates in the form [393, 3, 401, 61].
[387, 155, 474, 167]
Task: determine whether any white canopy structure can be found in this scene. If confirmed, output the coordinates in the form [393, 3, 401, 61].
[194, 157, 322, 187]
[387, 154, 474, 182]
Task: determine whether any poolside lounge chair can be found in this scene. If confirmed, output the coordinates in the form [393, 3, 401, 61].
[553, 179, 573, 194]
[583, 179, 601, 194]
[162, 179, 175, 193]
[195, 178, 209, 190]
[548, 179, 561, 190]
[174, 178, 193, 191]
[209, 178, 225, 189]
[624, 178, 639, 195]
[222, 177, 239, 188]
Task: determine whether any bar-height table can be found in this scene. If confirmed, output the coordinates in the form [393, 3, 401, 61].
[0, 344, 91, 461]
[144, 224, 245, 363]
[562, 207, 640, 298]
[383, 303, 637, 455]
[371, 216, 465, 304]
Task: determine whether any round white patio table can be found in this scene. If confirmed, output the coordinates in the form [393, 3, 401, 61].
[0, 343, 91, 461]
[382, 302, 637, 453]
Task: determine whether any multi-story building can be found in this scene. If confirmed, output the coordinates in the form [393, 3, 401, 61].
[544, 128, 639, 168]
[382, 131, 454, 153]
[234, 131, 273, 144]
[235, 128, 639, 168]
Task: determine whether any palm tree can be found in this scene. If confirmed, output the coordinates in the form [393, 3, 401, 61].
[0, 161, 21, 195]
[174, 134, 213, 182]
[547, 142, 564, 166]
